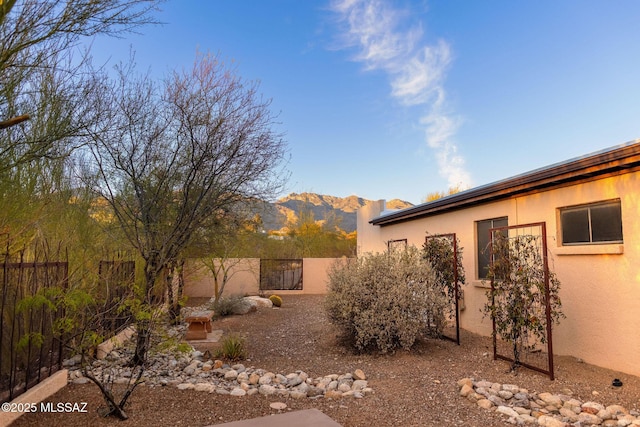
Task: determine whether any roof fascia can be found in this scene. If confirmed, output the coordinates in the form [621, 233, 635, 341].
[371, 140, 640, 226]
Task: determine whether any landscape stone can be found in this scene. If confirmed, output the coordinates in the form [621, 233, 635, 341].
[194, 383, 214, 393]
[459, 378, 639, 427]
[232, 298, 257, 315]
[498, 390, 513, 400]
[249, 373, 260, 385]
[606, 405, 628, 416]
[488, 395, 506, 406]
[502, 384, 520, 393]
[578, 412, 602, 425]
[259, 372, 274, 385]
[353, 369, 366, 380]
[224, 369, 238, 380]
[244, 296, 273, 308]
[269, 402, 287, 410]
[459, 383, 473, 397]
[582, 402, 605, 414]
[497, 406, 519, 418]
[537, 415, 567, 427]
[538, 392, 563, 408]
[176, 383, 194, 390]
[230, 388, 246, 396]
[259, 384, 276, 396]
[72, 319, 376, 404]
[513, 407, 531, 416]
[352, 380, 368, 391]
[338, 382, 351, 392]
[477, 399, 493, 409]
[559, 407, 579, 422]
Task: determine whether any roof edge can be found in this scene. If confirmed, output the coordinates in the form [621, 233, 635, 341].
[371, 139, 640, 226]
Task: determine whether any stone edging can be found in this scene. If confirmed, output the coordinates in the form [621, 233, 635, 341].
[458, 378, 640, 426]
[66, 347, 373, 400]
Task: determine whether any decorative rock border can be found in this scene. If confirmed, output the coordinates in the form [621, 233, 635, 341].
[458, 378, 640, 426]
[65, 348, 373, 400]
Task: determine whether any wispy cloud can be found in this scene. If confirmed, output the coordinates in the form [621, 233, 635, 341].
[329, 0, 471, 189]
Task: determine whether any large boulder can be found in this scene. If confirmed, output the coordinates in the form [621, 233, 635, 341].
[231, 298, 258, 315]
[244, 296, 273, 308]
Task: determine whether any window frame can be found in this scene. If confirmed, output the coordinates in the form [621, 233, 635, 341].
[559, 199, 623, 246]
[476, 217, 508, 280]
[387, 239, 407, 252]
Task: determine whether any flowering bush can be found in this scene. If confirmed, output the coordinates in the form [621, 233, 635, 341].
[325, 246, 447, 353]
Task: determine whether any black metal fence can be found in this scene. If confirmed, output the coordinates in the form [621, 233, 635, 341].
[0, 253, 69, 404]
[98, 259, 135, 333]
[260, 259, 303, 291]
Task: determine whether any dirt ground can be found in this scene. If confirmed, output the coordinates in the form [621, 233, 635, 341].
[11, 295, 640, 427]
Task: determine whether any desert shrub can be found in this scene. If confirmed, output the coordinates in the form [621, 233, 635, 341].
[214, 334, 247, 361]
[209, 295, 246, 317]
[268, 294, 282, 307]
[325, 246, 447, 353]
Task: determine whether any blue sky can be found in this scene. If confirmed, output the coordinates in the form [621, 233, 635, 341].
[87, 0, 640, 205]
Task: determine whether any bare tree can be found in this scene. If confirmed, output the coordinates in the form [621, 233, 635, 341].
[84, 52, 288, 364]
[191, 211, 262, 303]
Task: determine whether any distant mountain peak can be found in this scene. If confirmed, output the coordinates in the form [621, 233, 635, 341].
[259, 193, 413, 233]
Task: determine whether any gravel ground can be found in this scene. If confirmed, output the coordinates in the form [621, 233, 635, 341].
[11, 294, 640, 427]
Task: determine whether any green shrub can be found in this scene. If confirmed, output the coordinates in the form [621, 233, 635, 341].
[214, 334, 247, 361]
[325, 246, 447, 354]
[209, 295, 245, 317]
[268, 294, 282, 307]
[482, 233, 564, 370]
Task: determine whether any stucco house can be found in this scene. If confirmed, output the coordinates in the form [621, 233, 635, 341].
[357, 139, 640, 377]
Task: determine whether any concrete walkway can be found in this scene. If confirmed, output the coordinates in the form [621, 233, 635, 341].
[208, 409, 342, 427]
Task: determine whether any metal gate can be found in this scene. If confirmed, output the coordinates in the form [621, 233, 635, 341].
[260, 259, 303, 291]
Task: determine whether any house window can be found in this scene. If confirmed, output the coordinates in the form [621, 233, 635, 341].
[560, 200, 623, 245]
[476, 217, 508, 279]
[387, 239, 407, 252]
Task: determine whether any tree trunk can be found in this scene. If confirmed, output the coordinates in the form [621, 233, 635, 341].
[132, 258, 159, 366]
[131, 322, 149, 366]
[175, 259, 185, 318]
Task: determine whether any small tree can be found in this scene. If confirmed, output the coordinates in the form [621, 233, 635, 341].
[325, 246, 447, 353]
[482, 232, 564, 372]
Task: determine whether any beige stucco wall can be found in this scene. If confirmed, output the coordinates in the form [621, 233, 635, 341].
[183, 258, 342, 298]
[183, 258, 260, 298]
[357, 172, 640, 377]
[300, 258, 341, 294]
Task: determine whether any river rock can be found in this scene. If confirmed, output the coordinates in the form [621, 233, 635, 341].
[353, 369, 366, 380]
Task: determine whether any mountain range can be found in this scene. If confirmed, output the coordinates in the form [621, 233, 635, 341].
[256, 192, 413, 234]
